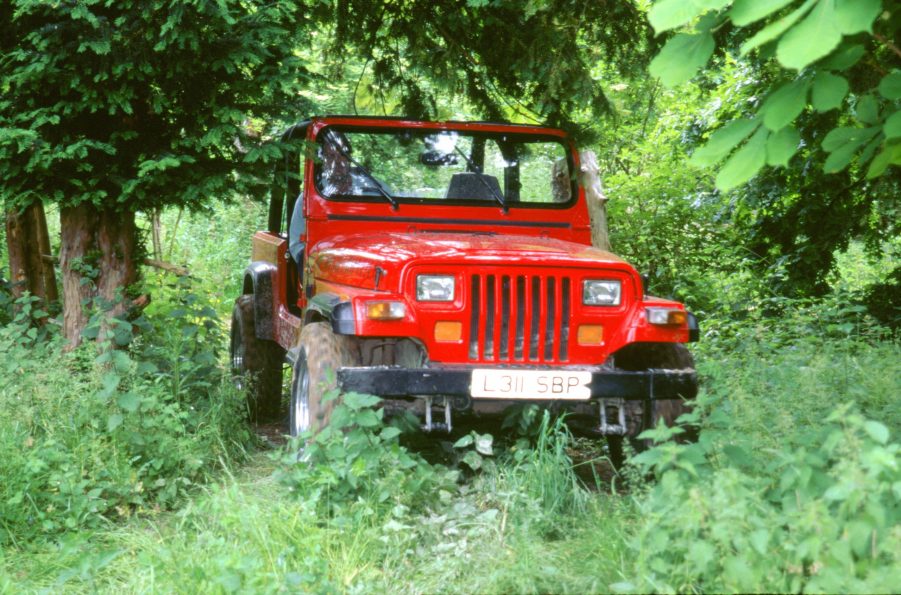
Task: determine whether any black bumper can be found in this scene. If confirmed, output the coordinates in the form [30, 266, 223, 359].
[337, 366, 697, 401]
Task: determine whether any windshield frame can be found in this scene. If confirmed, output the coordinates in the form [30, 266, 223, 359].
[311, 124, 579, 210]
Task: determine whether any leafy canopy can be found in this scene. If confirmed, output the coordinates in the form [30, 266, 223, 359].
[649, 0, 900, 190]
[0, 0, 317, 212]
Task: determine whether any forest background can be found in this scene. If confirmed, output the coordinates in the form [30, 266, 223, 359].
[0, 0, 899, 592]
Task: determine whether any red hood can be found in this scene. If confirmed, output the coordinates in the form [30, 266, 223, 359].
[309, 231, 634, 290]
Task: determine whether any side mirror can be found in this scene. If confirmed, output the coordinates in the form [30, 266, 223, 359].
[420, 150, 459, 166]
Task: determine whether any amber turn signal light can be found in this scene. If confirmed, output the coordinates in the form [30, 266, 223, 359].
[646, 307, 687, 326]
[577, 324, 604, 345]
[366, 301, 406, 320]
[434, 321, 463, 343]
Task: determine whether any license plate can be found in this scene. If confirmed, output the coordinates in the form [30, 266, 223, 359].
[470, 369, 592, 400]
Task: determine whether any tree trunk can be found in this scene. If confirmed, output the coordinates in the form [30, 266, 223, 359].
[5, 201, 59, 305]
[578, 150, 612, 252]
[59, 203, 138, 348]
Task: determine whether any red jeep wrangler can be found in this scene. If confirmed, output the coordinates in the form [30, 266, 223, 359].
[230, 116, 698, 456]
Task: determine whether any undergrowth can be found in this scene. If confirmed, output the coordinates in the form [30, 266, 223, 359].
[0, 284, 251, 547]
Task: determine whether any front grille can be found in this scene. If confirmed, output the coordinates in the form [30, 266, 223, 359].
[469, 273, 570, 363]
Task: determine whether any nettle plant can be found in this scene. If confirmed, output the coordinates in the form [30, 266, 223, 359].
[648, 0, 901, 189]
[624, 398, 901, 593]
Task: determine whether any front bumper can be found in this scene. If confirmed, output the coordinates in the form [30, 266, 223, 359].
[337, 366, 697, 402]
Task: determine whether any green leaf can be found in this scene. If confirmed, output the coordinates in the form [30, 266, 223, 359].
[878, 71, 901, 100]
[649, 0, 731, 33]
[107, 413, 124, 432]
[867, 145, 892, 178]
[762, 80, 810, 130]
[475, 433, 494, 456]
[111, 350, 132, 374]
[354, 409, 381, 427]
[823, 141, 860, 172]
[342, 392, 381, 410]
[863, 420, 890, 444]
[857, 95, 880, 124]
[833, 0, 881, 34]
[811, 72, 848, 111]
[379, 426, 401, 441]
[117, 392, 141, 413]
[649, 32, 715, 87]
[822, 126, 878, 151]
[822, 43, 865, 69]
[766, 126, 801, 166]
[690, 118, 760, 166]
[741, 0, 817, 55]
[884, 110, 901, 139]
[453, 434, 474, 448]
[715, 127, 769, 190]
[729, 0, 795, 26]
[461, 450, 483, 471]
[776, 0, 843, 70]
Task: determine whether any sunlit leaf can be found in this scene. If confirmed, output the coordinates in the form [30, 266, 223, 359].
[649, 0, 731, 33]
[690, 118, 760, 166]
[729, 0, 796, 26]
[766, 126, 801, 166]
[715, 127, 768, 190]
[884, 110, 901, 139]
[740, 0, 816, 55]
[878, 70, 901, 100]
[649, 32, 715, 87]
[776, 0, 843, 70]
[761, 80, 810, 130]
[833, 0, 882, 34]
[811, 72, 848, 112]
[863, 420, 890, 444]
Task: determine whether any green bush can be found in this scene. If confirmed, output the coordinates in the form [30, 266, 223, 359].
[276, 391, 458, 518]
[0, 288, 251, 545]
[622, 403, 901, 594]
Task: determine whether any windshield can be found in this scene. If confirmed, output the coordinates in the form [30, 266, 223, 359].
[314, 127, 575, 207]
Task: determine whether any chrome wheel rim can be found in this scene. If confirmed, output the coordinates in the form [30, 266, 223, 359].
[291, 355, 311, 436]
[230, 319, 245, 389]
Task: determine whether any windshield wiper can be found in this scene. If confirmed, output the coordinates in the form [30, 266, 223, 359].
[453, 146, 508, 213]
[327, 139, 398, 210]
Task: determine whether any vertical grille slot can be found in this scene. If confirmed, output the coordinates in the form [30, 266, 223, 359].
[499, 276, 511, 360]
[484, 275, 495, 359]
[544, 277, 556, 361]
[469, 275, 480, 360]
[529, 276, 541, 361]
[560, 277, 570, 361]
[514, 276, 526, 359]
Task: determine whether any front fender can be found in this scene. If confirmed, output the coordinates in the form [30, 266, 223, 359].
[243, 261, 277, 340]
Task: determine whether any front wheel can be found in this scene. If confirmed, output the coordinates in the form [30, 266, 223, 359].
[230, 295, 285, 422]
[605, 342, 698, 467]
[289, 322, 360, 437]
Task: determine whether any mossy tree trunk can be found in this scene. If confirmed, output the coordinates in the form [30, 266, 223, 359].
[59, 204, 138, 348]
[5, 201, 58, 307]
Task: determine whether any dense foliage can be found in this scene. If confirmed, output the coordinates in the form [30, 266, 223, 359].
[0, 1, 899, 592]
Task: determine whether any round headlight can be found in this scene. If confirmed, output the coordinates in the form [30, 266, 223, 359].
[582, 279, 621, 306]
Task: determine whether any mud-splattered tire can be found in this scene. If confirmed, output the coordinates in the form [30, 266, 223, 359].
[606, 343, 698, 467]
[230, 295, 285, 422]
[289, 322, 361, 437]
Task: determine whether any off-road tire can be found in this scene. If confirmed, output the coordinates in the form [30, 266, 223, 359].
[289, 322, 361, 437]
[606, 342, 697, 468]
[230, 295, 284, 422]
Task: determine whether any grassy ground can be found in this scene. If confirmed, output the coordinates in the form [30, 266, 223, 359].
[1, 203, 899, 593]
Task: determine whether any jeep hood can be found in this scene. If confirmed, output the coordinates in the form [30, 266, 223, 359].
[309, 231, 633, 290]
